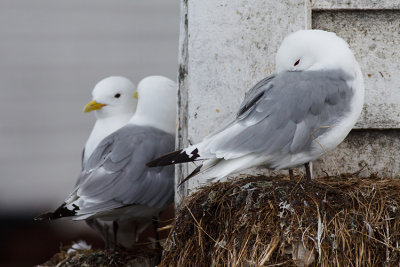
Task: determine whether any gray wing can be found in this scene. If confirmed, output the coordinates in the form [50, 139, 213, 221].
[67, 125, 175, 217]
[203, 70, 354, 157]
[236, 74, 275, 120]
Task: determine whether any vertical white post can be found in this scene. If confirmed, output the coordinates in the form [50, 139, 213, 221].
[176, 0, 190, 205]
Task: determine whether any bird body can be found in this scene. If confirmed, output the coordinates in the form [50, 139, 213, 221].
[62, 125, 175, 221]
[147, 30, 364, 182]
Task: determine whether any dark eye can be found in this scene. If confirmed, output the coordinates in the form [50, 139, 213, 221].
[294, 59, 300, 66]
[114, 93, 121, 98]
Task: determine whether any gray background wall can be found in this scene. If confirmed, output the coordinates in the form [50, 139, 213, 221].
[0, 0, 180, 213]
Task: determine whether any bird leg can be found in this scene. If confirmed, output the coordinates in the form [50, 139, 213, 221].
[102, 222, 111, 249]
[152, 217, 162, 251]
[304, 162, 312, 182]
[89, 219, 111, 249]
[113, 221, 119, 248]
[289, 169, 294, 181]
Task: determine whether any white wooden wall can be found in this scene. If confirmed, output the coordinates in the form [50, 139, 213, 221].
[177, 0, 400, 201]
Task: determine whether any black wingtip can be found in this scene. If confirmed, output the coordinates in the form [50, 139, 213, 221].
[178, 164, 203, 187]
[34, 203, 78, 221]
[147, 148, 201, 167]
[146, 149, 183, 167]
[34, 212, 54, 221]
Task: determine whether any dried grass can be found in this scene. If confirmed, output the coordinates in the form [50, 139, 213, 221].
[40, 245, 160, 267]
[160, 174, 400, 266]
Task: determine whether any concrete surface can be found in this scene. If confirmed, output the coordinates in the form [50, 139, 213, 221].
[313, 10, 400, 128]
[314, 130, 400, 178]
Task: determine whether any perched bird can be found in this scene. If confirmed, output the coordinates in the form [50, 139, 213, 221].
[36, 76, 177, 249]
[147, 30, 364, 182]
[81, 76, 137, 247]
[82, 76, 137, 167]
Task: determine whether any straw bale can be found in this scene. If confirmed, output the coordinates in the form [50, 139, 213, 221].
[161, 175, 400, 266]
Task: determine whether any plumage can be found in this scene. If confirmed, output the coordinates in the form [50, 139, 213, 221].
[202, 70, 353, 159]
[47, 126, 174, 220]
[147, 29, 364, 182]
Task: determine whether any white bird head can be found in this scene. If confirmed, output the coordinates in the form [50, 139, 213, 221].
[275, 30, 357, 77]
[130, 76, 177, 134]
[84, 76, 137, 119]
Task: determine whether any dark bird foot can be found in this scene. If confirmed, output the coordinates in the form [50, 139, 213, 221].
[289, 169, 294, 181]
[304, 162, 312, 182]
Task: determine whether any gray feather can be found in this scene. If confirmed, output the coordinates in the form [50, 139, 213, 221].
[206, 70, 354, 157]
[66, 125, 174, 218]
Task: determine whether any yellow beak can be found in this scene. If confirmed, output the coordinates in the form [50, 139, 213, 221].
[133, 91, 138, 99]
[83, 100, 106, 113]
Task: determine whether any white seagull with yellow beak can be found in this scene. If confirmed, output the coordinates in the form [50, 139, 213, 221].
[80, 76, 138, 247]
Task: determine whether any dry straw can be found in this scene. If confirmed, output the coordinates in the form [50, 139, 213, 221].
[160, 175, 400, 266]
[41, 245, 160, 267]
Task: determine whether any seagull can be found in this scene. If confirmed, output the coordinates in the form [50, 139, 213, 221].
[81, 76, 137, 247]
[36, 76, 177, 249]
[82, 76, 137, 167]
[147, 30, 364, 182]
